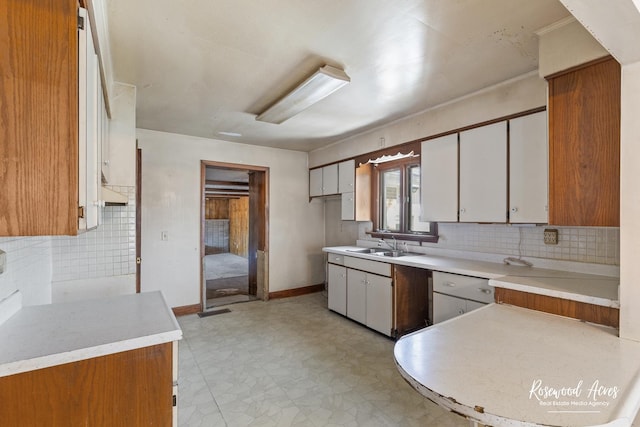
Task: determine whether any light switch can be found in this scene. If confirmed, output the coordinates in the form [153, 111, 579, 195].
[161, 231, 169, 241]
[0, 249, 6, 274]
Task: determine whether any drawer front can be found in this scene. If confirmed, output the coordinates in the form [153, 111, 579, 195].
[344, 256, 391, 277]
[433, 271, 493, 303]
[328, 254, 344, 265]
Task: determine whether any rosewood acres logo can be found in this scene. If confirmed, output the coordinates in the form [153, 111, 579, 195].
[529, 379, 620, 412]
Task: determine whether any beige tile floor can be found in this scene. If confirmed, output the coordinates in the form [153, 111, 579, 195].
[177, 293, 640, 427]
[177, 292, 467, 427]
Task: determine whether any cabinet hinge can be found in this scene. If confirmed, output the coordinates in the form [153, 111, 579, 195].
[173, 395, 177, 407]
[77, 15, 85, 30]
[78, 206, 85, 219]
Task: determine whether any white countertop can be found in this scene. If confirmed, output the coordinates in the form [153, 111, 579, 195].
[0, 291, 182, 378]
[323, 246, 620, 307]
[394, 304, 640, 427]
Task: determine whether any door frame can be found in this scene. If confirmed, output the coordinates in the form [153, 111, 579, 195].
[200, 160, 269, 311]
[135, 147, 141, 293]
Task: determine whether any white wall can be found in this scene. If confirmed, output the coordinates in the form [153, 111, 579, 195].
[108, 82, 136, 186]
[309, 72, 547, 167]
[620, 61, 640, 340]
[536, 17, 609, 78]
[137, 129, 325, 309]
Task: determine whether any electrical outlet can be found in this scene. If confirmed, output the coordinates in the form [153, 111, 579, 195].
[543, 229, 558, 245]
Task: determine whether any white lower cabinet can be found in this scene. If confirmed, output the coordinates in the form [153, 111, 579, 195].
[328, 255, 393, 337]
[346, 267, 392, 336]
[432, 293, 485, 324]
[432, 271, 493, 324]
[328, 263, 347, 316]
[347, 269, 367, 325]
[365, 273, 393, 336]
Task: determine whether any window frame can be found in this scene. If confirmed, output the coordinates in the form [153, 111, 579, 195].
[369, 157, 439, 243]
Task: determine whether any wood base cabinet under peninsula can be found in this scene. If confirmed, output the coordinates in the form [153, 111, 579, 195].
[547, 56, 620, 226]
[0, 343, 176, 426]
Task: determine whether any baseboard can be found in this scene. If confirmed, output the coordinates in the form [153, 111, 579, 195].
[172, 303, 201, 317]
[268, 283, 324, 300]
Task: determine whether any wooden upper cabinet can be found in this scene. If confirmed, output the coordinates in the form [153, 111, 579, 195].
[547, 57, 621, 227]
[0, 0, 79, 236]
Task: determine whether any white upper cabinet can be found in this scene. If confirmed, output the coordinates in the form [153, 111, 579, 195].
[323, 163, 339, 195]
[338, 160, 355, 193]
[459, 121, 507, 223]
[421, 134, 459, 222]
[509, 111, 548, 223]
[309, 168, 323, 197]
[309, 164, 339, 197]
[79, 7, 100, 231]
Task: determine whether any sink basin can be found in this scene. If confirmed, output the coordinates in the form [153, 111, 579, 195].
[382, 251, 405, 257]
[346, 248, 389, 254]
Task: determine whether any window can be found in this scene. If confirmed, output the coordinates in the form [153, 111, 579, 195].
[372, 157, 438, 242]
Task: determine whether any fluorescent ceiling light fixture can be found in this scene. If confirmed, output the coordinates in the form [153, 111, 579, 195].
[218, 131, 242, 137]
[256, 65, 350, 124]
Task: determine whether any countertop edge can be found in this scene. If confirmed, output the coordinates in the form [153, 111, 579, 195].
[0, 329, 182, 378]
[489, 278, 621, 308]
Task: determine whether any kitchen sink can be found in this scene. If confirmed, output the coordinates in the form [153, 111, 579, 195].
[346, 248, 389, 254]
[346, 248, 422, 258]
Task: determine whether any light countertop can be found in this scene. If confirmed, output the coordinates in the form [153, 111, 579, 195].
[0, 291, 182, 378]
[394, 304, 640, 426]
[323, 246, 619, 307]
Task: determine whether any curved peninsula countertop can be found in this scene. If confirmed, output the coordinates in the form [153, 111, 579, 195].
[394, 304, 640, 427]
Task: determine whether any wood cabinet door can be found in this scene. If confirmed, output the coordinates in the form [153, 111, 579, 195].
[309, 168, 323, 197]
[328, 264, 347, 315]
[346, 269, 367, 325]
[338, 160, 355, 193]
[0, 0, 78, 236]
[421, 134, 459, 222]
[365, 273, 393, 336]
[459, 121, 507, 223]
[548, 57, 620, 226]
[509, 111, 548, 223]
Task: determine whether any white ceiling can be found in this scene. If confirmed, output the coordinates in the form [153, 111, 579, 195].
[106, 0, 570, 152]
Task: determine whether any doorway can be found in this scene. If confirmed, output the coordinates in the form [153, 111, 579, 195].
[201, 161, 268, 310]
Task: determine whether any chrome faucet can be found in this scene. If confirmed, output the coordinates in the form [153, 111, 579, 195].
[378, 237, 397, 251]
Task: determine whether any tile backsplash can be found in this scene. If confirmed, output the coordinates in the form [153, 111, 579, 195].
[0, 236, 52, 305]
[424, 223, 620, 265]
[323, 198, 620, 266]
[355, 223, 620, 265]
[51, 185, 136, 282]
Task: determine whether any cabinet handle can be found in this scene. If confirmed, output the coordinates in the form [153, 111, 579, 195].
[334, 257, 340, 261]
[511, 207, 518, 213]
[445, 282, 456, 287]
[458, 309, 465, 315]
[460, 208, 466, 214]
[478, 288, 491, 294]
